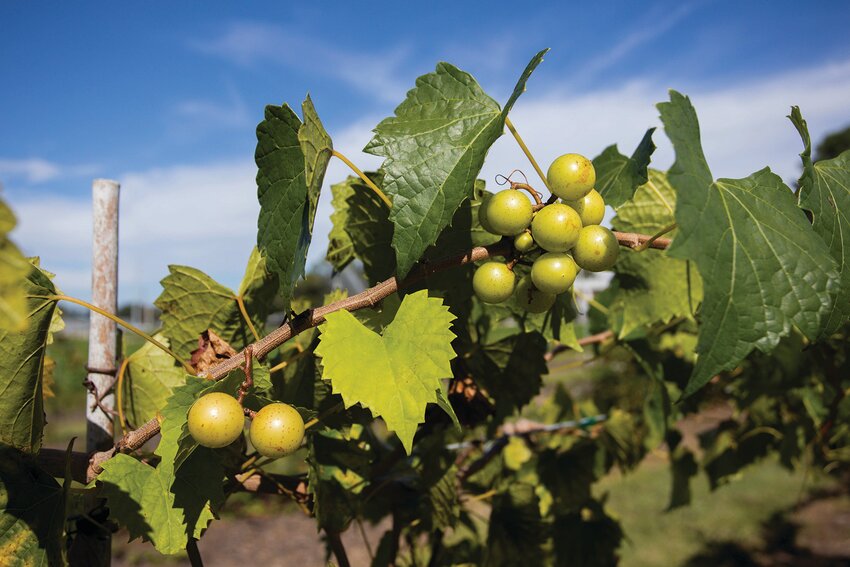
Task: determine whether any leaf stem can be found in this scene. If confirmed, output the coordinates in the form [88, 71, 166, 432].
[115, 356, 132, 435]
[635, 222, 677, 252]
[504, 116, 551, 193]
[332, 149, 392, 208]
[35, 294, 195, 375]
[574, 290, 609, 315]
[511, 182, 543, 206]
[235, 295, 260, 342]
[304, 401, 345, 430]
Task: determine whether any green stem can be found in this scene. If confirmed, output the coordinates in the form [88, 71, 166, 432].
[35, 294, 195, 375]
[235, 295, 260, 342]
[505, 117, 551, 193]
[332, 150, 392, 208]
[574, 290, 609, 315]
[635, 222, 677, 252]
[304, 401, 345, 430]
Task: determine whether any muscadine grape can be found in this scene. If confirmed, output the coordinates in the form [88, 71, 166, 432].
[573, 225, 620, 272]
[187, 392, 245, 449]
[565, 188, 605, 226]
[514, 231, 535, 253]
[531, 203, 582, 252]
[547, 153, 596, 201]
[478, 193, 498, 234]
[481, 189, 533, 236]
[249, 403, 305, 458]
[531, 252, 578, 294]
[514, 276, 556, 313]
[473, 262, 516, 304]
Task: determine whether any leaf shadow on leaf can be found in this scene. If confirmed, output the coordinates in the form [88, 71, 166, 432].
[94, 470, 152, 545]
[0, 447, 64, 564]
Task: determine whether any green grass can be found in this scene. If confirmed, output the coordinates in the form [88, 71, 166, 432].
[598, 457, 829, 567]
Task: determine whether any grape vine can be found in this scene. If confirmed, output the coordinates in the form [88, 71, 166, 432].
[0, 47, 848, 567]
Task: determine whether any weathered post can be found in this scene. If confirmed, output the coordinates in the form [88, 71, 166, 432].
[70, 178, 120, 566]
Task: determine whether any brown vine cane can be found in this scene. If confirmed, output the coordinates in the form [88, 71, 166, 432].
[85, 231, 669, 481]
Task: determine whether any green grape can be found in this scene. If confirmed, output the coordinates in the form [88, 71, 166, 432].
[547, 153, 596, 201]
[565, 188, 605, 226]
[531, 252, 578, 294]
[473, 262, 516, 303]
[573, 225, 620, 272]
[187, 392, 245, 449]
[478, 193, 498, 233]
[514, 276, 556, 313]
[531, 203, 582, 252]
[481, 189, 533, 235]
[248, 403, 305, 458]
[514, 231, 535, 253]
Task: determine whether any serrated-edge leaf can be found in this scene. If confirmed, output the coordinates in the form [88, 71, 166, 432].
[366, 51, 545, 278]
[298, 94, 333, 231]
[123, 334, 186, 427]
[790, 107, 850, 335]
[315, 290, 456, 453]
[659, 91, 838, 396]
[593, 128, 656, 208]
[256, 103, 311, 307]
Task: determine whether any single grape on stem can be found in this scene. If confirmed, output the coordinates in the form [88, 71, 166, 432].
[573, 225, 620, 272]
[473, 261, 516, 304]
[480, 189, 533, 236]
[187, 393, 245, 449]
[547, 153, 596, 201]
[249, 403, 306, 458]
[531, 252, 578, 294]
[531, 203, 582, 252]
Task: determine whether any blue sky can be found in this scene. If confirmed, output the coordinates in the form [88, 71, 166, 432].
[2, 0, 850, 302]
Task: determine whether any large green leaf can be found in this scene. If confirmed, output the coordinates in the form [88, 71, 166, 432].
[610, 169, 702, 337]
[552, 500, 623, 567]
[365, 49, 548, 277]
[0, 448, 64, 565]
[790, 107, 850, 336]
[659, 91, 838, 396]
[99, 375, 228, 555]
[155, 265, 251, 359]
[0, 265, 56, 453]
[122, 335, 186, 427]
[256, 103, 310, 308]
[0, 200, 33, 331]
[593, 128, 656, 208]
[315, 290, 457, 453]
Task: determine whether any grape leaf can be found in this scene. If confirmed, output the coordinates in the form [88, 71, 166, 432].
[790, 107, 850, 336]
[299, 95, 332, 229]
[552, 500, 623, 567]
[365, 49, 548, 278]
[0, 448, 64, 565]
[593, 128, 656, 208]
[256, 103, 311, 308]
[610, 169, 702, 337]
[315, 290, 457, 453]
[121, 335, 186, 427]
[0, 200, 33, 331]
[659, 91, 839, 396]
[155, 265, 251, 359]
[99, 375, 229, 554]
[326, 178, 357, 272]
[0, 264, 57, 453]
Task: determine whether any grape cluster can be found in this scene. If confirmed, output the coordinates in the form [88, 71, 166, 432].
[187, 393, 305, 458]
[474, 153, 619, 311]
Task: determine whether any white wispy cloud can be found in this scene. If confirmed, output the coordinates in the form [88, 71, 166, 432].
[189, 21, 411, 103]
[172, 83, 253, 130]
[0, 158, 99, 184]
[6, 57, 850, 303]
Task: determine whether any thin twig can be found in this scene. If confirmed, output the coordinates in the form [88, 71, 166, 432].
[504, 117, 551, 193]
[326, 530, 352, 567]
[545, 330, 614, 362]
[634, 222, 677, 252]
[235, 294, 260, 342]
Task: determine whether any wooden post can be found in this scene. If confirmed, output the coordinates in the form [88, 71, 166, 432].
[70, 178, 120, 566]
